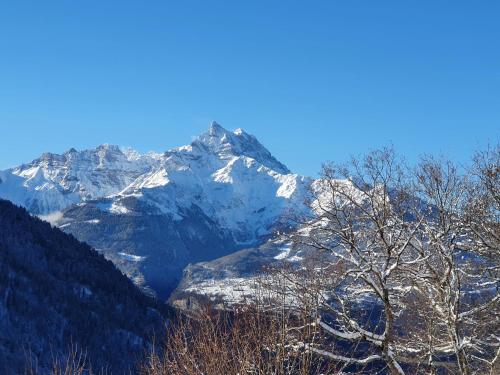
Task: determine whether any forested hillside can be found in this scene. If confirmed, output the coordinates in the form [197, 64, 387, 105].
[0, 199, 171, 374]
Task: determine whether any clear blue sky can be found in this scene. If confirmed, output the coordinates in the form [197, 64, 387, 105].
[0, 1, 498, 176]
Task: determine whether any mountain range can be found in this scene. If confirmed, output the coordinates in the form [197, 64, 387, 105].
[0, 123, 317, 299]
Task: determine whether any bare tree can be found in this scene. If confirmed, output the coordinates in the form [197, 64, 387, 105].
[289, 148, 420, 374]
[286, 147, 499, 374]
[410, 155, 499, 374]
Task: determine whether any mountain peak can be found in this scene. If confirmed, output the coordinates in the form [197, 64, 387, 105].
[195, 122, 238, 149]
[209, 120, 225, 133]
[193, 122, 290, 174]
[95, 143, 122, 153]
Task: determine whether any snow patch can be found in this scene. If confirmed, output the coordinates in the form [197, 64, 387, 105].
[110, 202, 130, 214]
[118, 253, 147, 262]
[274, 244, 292, 260]
[83, 219, 100, 224]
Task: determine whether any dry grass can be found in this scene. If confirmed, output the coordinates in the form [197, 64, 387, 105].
[140, 306, 336, 375]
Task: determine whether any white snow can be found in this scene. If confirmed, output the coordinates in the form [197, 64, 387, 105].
[118, 252, 147, 262]
[288, 255, 303, 262]
[110, 202, 130, 214]
[84, 219, 100, 224]
[186, 272, 310, 307]
[274, 244, 292, 260]
[0, 122, 359, 246]
[0, 144, 159, 214]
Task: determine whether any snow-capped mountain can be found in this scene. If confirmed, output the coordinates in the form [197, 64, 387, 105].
[0, 122, 314, 298]
[103, 123, 312, 244]
[0, 144, 160, 215]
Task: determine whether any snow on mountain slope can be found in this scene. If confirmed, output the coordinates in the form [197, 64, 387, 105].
[0, 123, 309, 230]
[0, 122, 317, 298]
[0, 144, 160, 214]
[77, 122, 313, 244]
[192, 123, 290, 174]
[169, 238, 308, 309]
